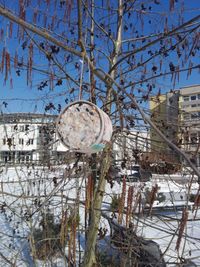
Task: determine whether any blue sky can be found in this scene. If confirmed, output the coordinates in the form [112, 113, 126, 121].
[0, 0, 199, 114]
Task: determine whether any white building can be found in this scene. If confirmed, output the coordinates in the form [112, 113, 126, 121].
[0, 113, 150, 166]
[113, 130, 150, 164]
[0, 113, 67, 164]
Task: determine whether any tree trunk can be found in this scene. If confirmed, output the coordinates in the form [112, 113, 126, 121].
[83, 146, 111, 267]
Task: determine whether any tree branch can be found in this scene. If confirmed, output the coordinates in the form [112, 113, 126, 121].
[109, 15, 200, 73]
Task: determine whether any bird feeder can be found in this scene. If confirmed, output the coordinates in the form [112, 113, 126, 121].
[56, 100, 113, 154]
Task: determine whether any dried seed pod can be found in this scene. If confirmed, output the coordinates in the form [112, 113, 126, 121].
[176, 208, 188, 251]
[118, 176, 126, 224]
[4, 51, 11, 83]
[1, 47, 5, 73]
[148, 184, 159, 216]
[126, 186, 134, 227]
[14, 51, 18, 69]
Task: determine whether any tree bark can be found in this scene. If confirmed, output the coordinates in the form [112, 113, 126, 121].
[83, 1, 123, 266]
[83, 145, 111, 267]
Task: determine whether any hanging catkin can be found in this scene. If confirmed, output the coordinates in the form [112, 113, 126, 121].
[72, 219, 76, 263]
[33, 8, 38, 25]
[176, 208, 188, 251]
[4, 51, 11, 83]
[0, 29, 4, 41]
[148, 184, 159, 216]
[28, 42, 33, 84]
[9, 22, 13, 38]
[126, 186, 134, 227]
[118, 176, 126, 224]
[1, 47, 5, 73]
[14, 51, 18, 69]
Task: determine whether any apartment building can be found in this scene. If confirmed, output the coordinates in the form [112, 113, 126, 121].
[5, 91, 200, 168]
[0, 112, 151, 166]
[149, 91, 180, 163]
[179, 85, 200, 166]
[0, 113, 67, 164]
[150, 85, 200, 167]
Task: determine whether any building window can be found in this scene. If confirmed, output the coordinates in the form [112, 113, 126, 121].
[2, 151, 15, 163]
[11, 125, 18, 132]
[18, 152, 25, 163]
[7, 138, 13, 147]
[191, 133, 197, 145]
[19, 138, 24, 145]
[27, 139, 34, 145]
[191, 112, 200, 119]
[19, 125, 25, 132]
[191, 104, 197, 107]
[17, 152, 32, 163]
[17, 151, 32, 163]
[191, 95, 196, 101]
[26, 154, 31, 162]
[183, 96, 189, 101]
[25, 125, 30, 131]
[183, 114, 190, 120]
[2, 138, 14, 147]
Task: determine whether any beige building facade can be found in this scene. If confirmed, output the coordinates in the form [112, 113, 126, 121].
[179, 85, 200, 166]
[150, 85, 200, 167]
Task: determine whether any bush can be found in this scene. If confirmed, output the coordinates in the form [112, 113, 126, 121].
[32, 212, 63, 260]
[67, 213, 80, 228]
[110, 194, 120, 211]
[96, 250, 115, 267]
[32, 210, 80, 261]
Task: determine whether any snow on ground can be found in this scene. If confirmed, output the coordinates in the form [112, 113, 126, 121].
[102, 176, 200, 266]
[0, 165, 89, 266]
[0, 166, 199, 266]
[137, 210, 200, 266]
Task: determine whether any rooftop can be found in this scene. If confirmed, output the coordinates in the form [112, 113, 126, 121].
[0, 113, 57, 124]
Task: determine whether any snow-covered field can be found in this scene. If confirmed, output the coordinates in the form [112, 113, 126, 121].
[138, 210, 200, 266]
[103, 177, 200, 266]
[0, 165, 199, 266]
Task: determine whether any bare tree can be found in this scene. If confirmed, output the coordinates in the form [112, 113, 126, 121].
[0, 0, 199, 266]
